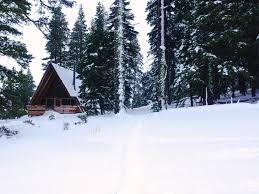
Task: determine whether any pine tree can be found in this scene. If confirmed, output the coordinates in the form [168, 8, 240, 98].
[109, 0, 142, 113]
[172, 0, 259, 105]
[0, 68, 35, 119]
[0, 0, 32, 69]
[131, 70, 153, 108]
[131, 52, 144, 108]
[43, 6, 70, 68]
[170, 0, 203, 106]
[192, 0, 229, 104]
[193, 0, 259, 101]
[146, 0, 175, 111]
[1, 0, 75, 70]
[232, 1, 259, 97]
[23, 68, 35, 105]
[68, 5, 88, 71]
[0, 0, 33, 117]
[79, 3, 115, 115]
[26, 0, 74, 36]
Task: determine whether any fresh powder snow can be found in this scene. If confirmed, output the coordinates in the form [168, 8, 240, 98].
[0, 103, 259, 194]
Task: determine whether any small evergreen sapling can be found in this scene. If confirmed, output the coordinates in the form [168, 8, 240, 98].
[23, 120, 35, 125]
[49, 113, 55, 120]
[0, 126, 18, 138]
[77, 114, 88, 123]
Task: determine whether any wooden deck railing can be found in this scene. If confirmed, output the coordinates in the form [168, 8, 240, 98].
[27, 105, 47, 116]
[54, 105, 78, 114]
[27, 105, 84, 116]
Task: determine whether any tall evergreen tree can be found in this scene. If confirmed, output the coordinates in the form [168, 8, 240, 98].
[0, 68, 35, 119]
[0, 0, 34, 118]
[43, 6, 70, 68]
[191, 0, 259, 102]
[132, 70, 153, 108]
[79, 2, 115, 115]
[170, 0, 202, 106]
[68, 4, 88, 71]
[109, 0, 142, 113]
[131, 50, 144, 108]
[146, 0, 175, 111]
[232, 1, 259, 97]
[171, 0, 259, 106]
[23, 68, 35, 104]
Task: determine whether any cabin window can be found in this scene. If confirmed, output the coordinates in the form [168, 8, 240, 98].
[40, 99, 46, 105]
[47, 99, 54, 108]
[71, 99, 77, 105]
[55, 99, 61, 106]
[62, 99, 70, 105]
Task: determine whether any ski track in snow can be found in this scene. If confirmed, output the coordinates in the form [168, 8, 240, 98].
[117, 117, 144, 194]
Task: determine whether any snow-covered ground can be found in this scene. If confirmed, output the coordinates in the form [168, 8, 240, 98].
[216, 90, 259, 104]
[0, 103, 259, 194]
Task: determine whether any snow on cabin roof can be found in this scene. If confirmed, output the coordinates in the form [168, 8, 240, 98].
[51, 63, 81, 98]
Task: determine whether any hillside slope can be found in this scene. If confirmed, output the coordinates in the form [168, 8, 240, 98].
[0, 103, 259, 194]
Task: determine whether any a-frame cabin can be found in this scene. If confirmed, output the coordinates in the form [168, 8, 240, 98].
[27, 63, 84, 116]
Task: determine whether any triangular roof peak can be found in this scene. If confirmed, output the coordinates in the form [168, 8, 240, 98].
[29, 63, 81, 105]
[50, 63, 81, 97]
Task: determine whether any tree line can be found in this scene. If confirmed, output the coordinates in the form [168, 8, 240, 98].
[1, 0, 259, 118]
[44, 0, 144, 115]
[146, 0, 259, 110]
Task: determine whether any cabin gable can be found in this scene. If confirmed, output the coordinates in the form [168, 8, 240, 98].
[27, 63, 84, 116]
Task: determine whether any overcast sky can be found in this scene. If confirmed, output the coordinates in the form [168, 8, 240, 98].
[2, 0, 150, 84]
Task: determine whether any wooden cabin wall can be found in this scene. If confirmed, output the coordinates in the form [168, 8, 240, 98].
[45, 76, 70, 98]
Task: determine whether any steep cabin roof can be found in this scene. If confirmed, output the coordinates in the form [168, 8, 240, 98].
[29, 63, 81, 105]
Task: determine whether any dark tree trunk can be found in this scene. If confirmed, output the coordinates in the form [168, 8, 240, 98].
[247, 35, 258, 97]
[251, 78, 257, 97]
[190, 94, 194, 107]
[212, 66, 220, 100]
[190, 82, 194, 107]
[232, 81, 235, 98]
[238, 72, 247, 95]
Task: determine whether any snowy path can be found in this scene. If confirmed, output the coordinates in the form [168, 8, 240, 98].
[0, 104, 259, 194]
[117, 118, 144, 194]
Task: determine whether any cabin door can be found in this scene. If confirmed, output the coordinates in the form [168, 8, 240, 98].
[55, 99, 61, 107]
[46, 98, 54, 109]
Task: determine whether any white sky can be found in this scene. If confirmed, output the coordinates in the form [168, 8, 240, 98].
[1, 0, 151, 84]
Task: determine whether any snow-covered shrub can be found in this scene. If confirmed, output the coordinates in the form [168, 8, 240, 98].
[0, 126, 18, 138]
[63, 122, 70, 130]
[77, 114, 87, 123]
[74, 121, 82, 125]
[23, 119, 35, 125]
[49, 113, 55, 120]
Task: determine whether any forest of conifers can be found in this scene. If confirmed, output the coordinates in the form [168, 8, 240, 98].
[1, 0, 259, 118]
